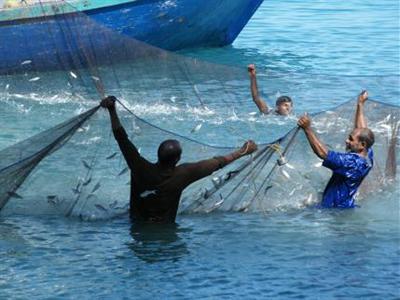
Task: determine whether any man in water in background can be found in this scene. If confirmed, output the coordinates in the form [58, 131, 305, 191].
[100, 96, 257, 223]
[297, 90, 374, 208]
[247, 64, 293, 116]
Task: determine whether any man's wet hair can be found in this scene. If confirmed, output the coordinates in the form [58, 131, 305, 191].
[275, 96, 293, 107]
[158, 139, 182, 165]
[358, 128, 375, 148]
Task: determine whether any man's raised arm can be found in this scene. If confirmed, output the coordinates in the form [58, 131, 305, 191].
[355, 90, 368, 129]
[100, 96, 122, 131]
[248, 64, 269, 114]
[183, 140, 258, 184]
[100, 96, 143, 170]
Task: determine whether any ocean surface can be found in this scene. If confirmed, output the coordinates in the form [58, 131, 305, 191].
[1, 0, 399, 299]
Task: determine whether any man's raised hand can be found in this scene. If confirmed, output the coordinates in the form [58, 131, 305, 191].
[297, 113, 311, 130]
[358, 90, 368, 104]
[240, 140, 258, 156]
[247, 64, 256, 77]
[100, 95, 117, 109]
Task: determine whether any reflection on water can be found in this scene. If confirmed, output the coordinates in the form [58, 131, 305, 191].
[128, 223, 189, 263]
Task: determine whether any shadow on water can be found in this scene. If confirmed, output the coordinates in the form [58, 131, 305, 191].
[127, 223, 190, 264]
[0, 219, 29, 256]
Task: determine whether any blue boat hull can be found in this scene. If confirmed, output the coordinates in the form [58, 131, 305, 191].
[0, 0, 264, 71]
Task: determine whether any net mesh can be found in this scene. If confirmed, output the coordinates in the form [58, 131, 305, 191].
[0, 1, 398, 219]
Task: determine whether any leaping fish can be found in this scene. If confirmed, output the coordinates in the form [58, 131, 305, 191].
[285, 163, 295, 170]
[47, 195, 58, 204]
[82, 160, 92, 170]
[118, 167, 129, 176]
[109, 200, 118, 208]
[91, 182, 101, 194]
[191, 123, 202, 133]
[82, 176, 92, 186]
[7, 191, 23, 199]
[95, 204, 108, 212]
[281, 169, 291, 179]
[106, 152, 118, 160]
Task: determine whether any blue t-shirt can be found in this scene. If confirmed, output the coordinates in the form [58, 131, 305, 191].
[321, 148, 374, 208]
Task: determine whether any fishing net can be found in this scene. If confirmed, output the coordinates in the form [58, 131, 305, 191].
[0, 1, 398, 219]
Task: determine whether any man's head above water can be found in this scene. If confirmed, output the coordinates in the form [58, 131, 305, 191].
[345, 127, 375, 153]
[275, 96, 293, 116]
[247, 64, 293, 116]
[157, 139, 182, 167]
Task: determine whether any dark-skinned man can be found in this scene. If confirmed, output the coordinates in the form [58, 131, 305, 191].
[100, 96, 257, 223]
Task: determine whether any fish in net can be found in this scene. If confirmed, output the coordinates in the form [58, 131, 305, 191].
[0, 1, 398, 219]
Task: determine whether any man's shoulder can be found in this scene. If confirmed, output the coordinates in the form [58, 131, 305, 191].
[324, 150, 362, 170]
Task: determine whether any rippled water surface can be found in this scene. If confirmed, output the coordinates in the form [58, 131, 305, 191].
[1, 0, 399, 299]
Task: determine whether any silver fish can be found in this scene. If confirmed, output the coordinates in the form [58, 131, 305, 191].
[118, 167, 129, 176]
[106, 152, 118, 160]
[70, 71, 78, 79]
[91, 76, 100, 81]
[7, 191, 23, 199]
[281, 169, 290, 179]
[82, 160, 91, 170]
[82, 176, 92, 186]
[95, 204, 108, 212]
[115, 203, 129, 211]
[264, 185, 273, 194]
[28, 77, 40, 82]
[47, 195, 58, 204]
[71, 182, 81, 195]
[285, 163, 295, 170]
[191, 123, 202, 133]
[214, 199, 224, 207]
[304, 194, 314, 205]
[91, 182, 101, 193]
[109, 200, 118, 208]
[140, 190, 156, 198]
[21, 60, 32, 65]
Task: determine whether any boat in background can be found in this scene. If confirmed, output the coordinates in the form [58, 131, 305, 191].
[0, 0, 264, 71]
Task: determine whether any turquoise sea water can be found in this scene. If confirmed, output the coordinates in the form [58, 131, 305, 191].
[1, 0, 399, 299]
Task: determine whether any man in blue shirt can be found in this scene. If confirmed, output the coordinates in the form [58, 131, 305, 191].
[297, 91, 374, 208]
